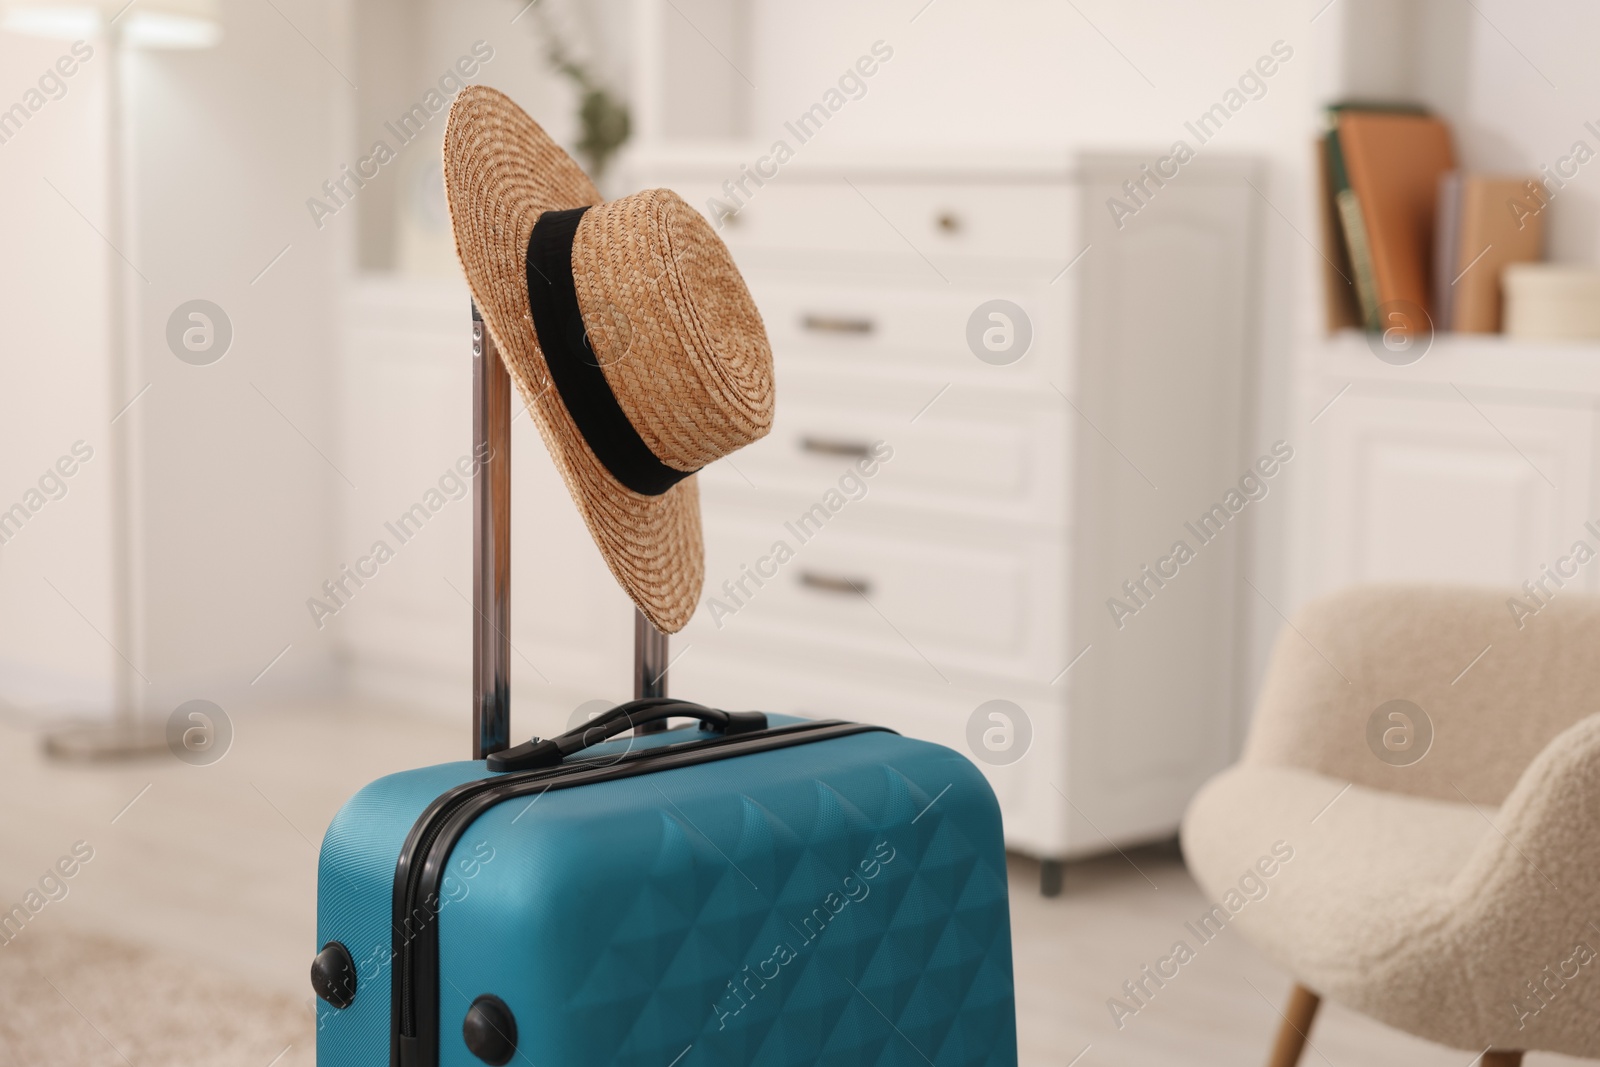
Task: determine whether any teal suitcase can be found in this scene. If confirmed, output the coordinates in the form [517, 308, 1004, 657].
[309, 309, 1017, 1066]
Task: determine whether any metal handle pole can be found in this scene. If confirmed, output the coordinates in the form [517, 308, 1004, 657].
[472, 304, 512, 758]
[633, 608, 669, 732]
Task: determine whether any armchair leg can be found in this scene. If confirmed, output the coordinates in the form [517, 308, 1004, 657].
[1266, 983, 1321, 1067]
[1480, 1054, 1522, 1067]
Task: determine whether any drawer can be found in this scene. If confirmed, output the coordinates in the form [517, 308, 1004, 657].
[654, 177, 1076, 264]
[691, 509, 1067, 682]
[699, 371, 1071, 529]
[745, 275, 1072, 384]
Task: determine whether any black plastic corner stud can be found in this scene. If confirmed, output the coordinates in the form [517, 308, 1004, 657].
[463, 994, 518, 1066]
[310, 941, 357, 1009]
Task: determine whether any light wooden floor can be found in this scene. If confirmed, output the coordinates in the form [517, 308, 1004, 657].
[0, 700, 1586, 1066]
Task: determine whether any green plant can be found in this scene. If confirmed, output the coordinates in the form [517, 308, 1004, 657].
[532, 4, 631, 180]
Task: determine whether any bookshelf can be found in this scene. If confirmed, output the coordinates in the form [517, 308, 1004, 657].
[1291, 0, 1600, 613]
[1314, 0, 1595, 268]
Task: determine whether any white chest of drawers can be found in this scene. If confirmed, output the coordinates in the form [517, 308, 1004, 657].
[628, 149, 1264, 891]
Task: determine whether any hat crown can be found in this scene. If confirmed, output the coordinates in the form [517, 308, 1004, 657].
[571, 189, 774, 473]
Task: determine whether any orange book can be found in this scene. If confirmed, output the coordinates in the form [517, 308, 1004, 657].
[1336, 111, 1456, 327]
[1447, 176, 1544, 332]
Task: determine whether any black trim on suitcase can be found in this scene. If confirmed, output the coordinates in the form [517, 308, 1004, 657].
[390, 719, 890, 1067]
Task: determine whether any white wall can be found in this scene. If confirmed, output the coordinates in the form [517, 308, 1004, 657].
[0, 31, 117, 717]
[0, 0, 350, 723]
[124, 0, 350, 716]
[16, 0, 1588, 731]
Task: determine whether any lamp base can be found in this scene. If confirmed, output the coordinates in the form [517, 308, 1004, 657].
[42, 720, 169, 762]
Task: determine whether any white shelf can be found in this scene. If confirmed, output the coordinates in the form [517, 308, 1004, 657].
[1316, 330, 1600, 398]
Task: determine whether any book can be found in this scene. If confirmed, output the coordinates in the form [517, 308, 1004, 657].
[1435, 175, 1544, 332]
[1433, 171, 1463, 328]
[1315, 136, 1362, 332]
[1326, 125, 1381, 330]
[1321, 103, 1428, 332]
[1334, 109, 1456, 331]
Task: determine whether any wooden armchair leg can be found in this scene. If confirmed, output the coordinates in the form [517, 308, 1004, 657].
[1266, 983, 1321, 1067]
[1480, 1053, 1522, 1067]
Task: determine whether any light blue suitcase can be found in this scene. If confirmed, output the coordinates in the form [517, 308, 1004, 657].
[310, 309, 1017, 1066]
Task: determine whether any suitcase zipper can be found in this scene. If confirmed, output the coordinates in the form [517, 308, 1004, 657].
[390, 719, 886, 1067]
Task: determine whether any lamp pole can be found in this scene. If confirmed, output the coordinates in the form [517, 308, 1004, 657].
[43, 19, 164, 760]
[106, 21, 143, 737]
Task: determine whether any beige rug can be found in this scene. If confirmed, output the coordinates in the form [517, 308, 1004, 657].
[0, 928, 312, 1067]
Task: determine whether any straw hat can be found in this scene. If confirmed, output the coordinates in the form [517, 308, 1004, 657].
[442, 86, 774, 634]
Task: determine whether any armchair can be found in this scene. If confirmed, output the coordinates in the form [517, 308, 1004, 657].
[1182, 584, 1600, 1064]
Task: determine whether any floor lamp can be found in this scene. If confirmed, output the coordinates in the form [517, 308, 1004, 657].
[1, 0, 220, 759]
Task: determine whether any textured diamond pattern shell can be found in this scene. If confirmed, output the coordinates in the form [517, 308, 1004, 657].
[317, 729, 1016, 1067]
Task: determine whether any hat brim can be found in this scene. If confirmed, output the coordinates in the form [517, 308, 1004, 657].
[443, 85, 704, 634]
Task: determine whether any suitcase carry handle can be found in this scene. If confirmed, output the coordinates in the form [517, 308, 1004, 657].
[472, 304, 674, 760]
[484, 698, 767, 772]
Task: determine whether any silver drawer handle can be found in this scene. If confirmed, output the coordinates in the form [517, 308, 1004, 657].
[799, 571, 872, 597]
[799, 436, 874, 459]
[801, 314, 875, 335]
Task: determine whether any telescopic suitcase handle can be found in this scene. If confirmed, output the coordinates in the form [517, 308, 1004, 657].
[472, 303, 672, 760]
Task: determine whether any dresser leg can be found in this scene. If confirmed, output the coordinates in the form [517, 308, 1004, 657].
[1040, 858, 1064, 897]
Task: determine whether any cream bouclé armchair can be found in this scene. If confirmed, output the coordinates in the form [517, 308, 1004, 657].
[1183, 584, 1600, 1066]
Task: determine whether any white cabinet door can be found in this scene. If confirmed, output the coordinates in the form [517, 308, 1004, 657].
[1308, 386, 1599, 596]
